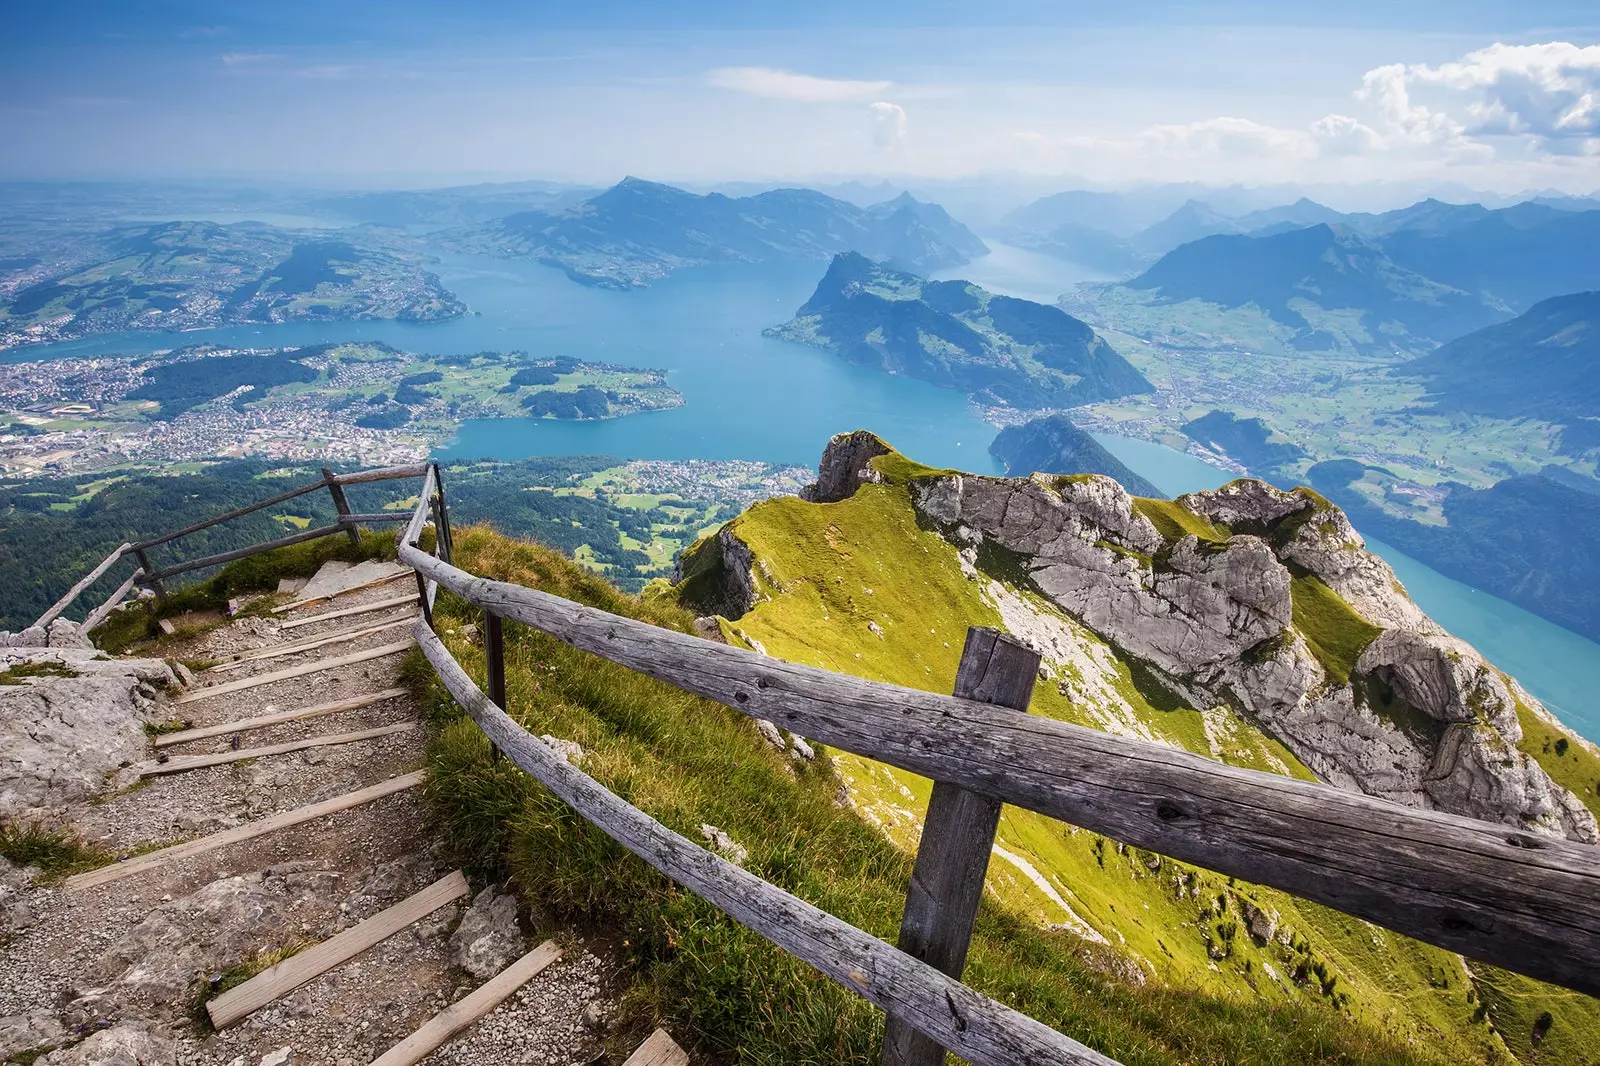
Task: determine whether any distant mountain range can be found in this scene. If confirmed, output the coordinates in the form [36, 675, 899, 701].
[1125, 223, 1503, 351]
[765, 252, 1153, 409]
[989, 414, 1162, 496]
[449, 177, 989, 289]
[1405, 291, 1600, 454]
[1004, 193, 1600, 329]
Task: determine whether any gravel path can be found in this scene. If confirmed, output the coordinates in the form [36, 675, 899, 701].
[1, 567, 628, 1066]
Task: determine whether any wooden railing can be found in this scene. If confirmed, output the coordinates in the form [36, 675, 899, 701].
[49, 462, 1600, 1064]
[32, 463, 428, 632]
[391, 466, 1600, 1066]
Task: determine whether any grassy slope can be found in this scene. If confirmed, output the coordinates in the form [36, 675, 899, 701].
[411, 526, 1457, 1066]
[701, 469, 1510, 1063]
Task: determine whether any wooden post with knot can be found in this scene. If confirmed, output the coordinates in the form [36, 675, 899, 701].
[880, 626, 1041, 1066]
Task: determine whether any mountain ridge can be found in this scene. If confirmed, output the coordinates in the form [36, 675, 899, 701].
[448, 177, 988, 289]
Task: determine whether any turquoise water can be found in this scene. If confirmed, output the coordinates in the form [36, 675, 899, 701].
[12, 245, 1598, 739]
[1095, 432, 1600, 738]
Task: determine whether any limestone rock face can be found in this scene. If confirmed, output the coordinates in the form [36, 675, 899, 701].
[0, 1011, 68, 1062]
[449, 887, 526, 980]
[34, 1022, 175, 1066]
[91, 865, 343, 1012]
[761, 433, 1600, 843]
[0, 648, 175, 818]
[914, 473, 1291, 678]
[801, 430, 891, 503]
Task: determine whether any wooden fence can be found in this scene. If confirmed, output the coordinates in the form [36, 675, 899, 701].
[31, 463, 427, 632]
[390, 464, 1600, 1065]
[46, 462, 1600, 1065]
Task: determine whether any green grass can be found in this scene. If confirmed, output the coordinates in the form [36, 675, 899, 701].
[1469, 963, 1600, 1066]
[1130, 498, 1230, 545]
[413, 520, 1489, 1065]
[0, 820, 114, 879]
[92, 528, 399, 654]
[866, 449, 958, 485]
[1289, 574, 1383, 686]
[0, 661, 79, 685]
[1509, 694, 1600, 824]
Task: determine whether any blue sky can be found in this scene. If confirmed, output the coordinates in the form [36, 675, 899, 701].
[4, 1, 1599, 193]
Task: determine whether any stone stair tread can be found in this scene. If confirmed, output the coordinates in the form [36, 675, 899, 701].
[367, 940, 565, 1066]
[137, 721, 417, 777]
[173, 641, 414, 704]
[207, 615, 417, 672]
[64, 770, 426, 892]
[277, 592, 421, 632]
[207, 870, 471, 1030]
[153, 687, 411, 748]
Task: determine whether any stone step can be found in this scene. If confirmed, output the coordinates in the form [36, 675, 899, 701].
[172, 641, 413, 705]
[368, 941, 565, 1066]
[152, 687, 411, 748]
[206, 616, 416, 673]
[277, 592, 420, 632]
[137, 721, 417, 777]
[64, 770, 426, 892]
[207, 870, 471, 1029]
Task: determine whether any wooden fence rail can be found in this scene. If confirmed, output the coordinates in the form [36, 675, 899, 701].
[32, 463, 428, 630]
[397, 536, 1600, 999]
[47, 462, 1600, 1065]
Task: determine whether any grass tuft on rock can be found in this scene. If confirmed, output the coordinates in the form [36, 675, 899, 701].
[1131, 498, 1230, 545]
[0, 820, 114, 880]
[1289, 574, 1383, 686]
[0, 660, 79, 685]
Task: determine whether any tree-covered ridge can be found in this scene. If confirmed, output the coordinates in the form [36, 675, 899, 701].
[766, 252, 1154, 409]
[448, 177, 989, 289]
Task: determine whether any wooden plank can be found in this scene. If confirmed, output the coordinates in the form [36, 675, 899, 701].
[65, 770, 426, 892]
[882, 628, 1039, 1066]
[139, 721, 416, 777]
[154, 688, 410, 748]
[399, 546, 1600, 997]
[145, 522, 350, 583]
[339, 512, 412, 524]
[368, 940, 564, 1066]
[278, 593, 419, 632]
[414, 624, 1112, 1066]
[208, 869, 469, 1029]
[270, 570, 415, 613]
[335, 462, 429, 485]
[36, 544, 130, 628]
[207, 616, 415, 672]
[622, 1029, 690, 1066]
[82, 569, 143, 633]
[173, 640, 413, 705]
[324, 467, 363, 547]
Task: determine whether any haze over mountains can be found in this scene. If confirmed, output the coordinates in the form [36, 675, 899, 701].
[449, 177, 988, 289]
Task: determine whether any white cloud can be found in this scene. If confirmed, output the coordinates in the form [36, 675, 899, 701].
[706, 67, 891, 103]
[220, 51, 279, 66]
[869, 101, 907, 149]
[1359, 43, 1600, 155]
[1138, 116, 1314, 159]
[1312, 113, 1383, 155]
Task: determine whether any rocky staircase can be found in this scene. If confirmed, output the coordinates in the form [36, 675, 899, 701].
[1, 562, 687, 1066]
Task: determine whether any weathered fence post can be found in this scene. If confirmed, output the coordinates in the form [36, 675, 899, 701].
[431, 464, 454, 564]
[484, 611, 505, 762]
[323, 467, 362, 546]
[880, 626, 1040, 1066]
[133, 546, 165, 600]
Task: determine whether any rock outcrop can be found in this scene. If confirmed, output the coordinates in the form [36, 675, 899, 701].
[728, 433, 1600, 843]
[0, 649, 175, 818]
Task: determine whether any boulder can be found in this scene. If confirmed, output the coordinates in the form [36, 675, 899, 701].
[801, 430, 890, 503]
[449, 887, 525, 980]
[0, 1011, 68, 1062]
[0, 649, 175, 818]
[35, 1022, 175, 1066]
[90, 864, 341, 1014]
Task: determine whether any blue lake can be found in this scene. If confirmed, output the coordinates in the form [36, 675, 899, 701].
[12, 243, 1599, 740]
